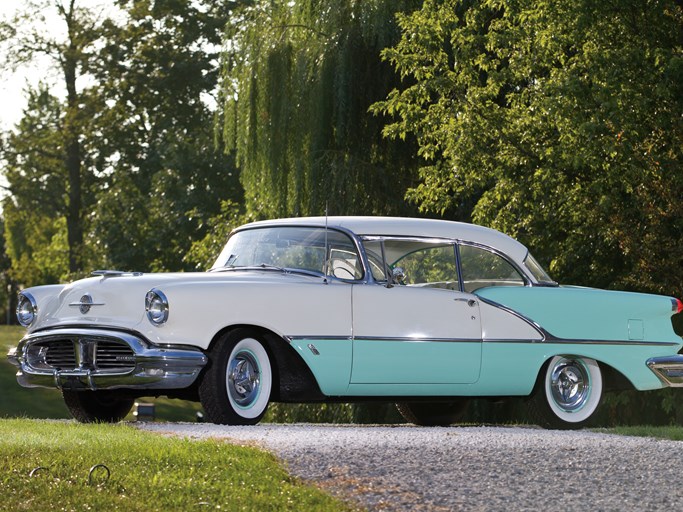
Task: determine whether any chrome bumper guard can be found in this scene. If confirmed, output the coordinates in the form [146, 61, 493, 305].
[7, 328, 207, 391]
[647, 355, 683, 387]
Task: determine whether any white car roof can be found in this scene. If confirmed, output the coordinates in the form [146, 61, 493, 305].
[242, 216, 530, 263]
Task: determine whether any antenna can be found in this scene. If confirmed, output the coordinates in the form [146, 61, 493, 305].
[323, 203, 329, 284]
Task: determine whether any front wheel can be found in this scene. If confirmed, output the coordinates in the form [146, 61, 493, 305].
[199, 329, 273, 425]
[528, 356, 603, 429]
[62, 390, 134, 423]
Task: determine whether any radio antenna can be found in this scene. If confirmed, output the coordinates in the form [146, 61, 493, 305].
[323, 203, 329, 284]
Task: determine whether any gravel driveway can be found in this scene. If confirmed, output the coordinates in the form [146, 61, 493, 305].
[138, 423, 683, 511]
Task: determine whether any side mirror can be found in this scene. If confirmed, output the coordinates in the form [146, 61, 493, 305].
[392, 267, 406, 285]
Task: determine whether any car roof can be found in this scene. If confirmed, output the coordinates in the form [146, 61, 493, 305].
[242, 216, 530, 263]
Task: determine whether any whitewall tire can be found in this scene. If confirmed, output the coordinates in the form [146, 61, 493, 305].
[528, 356, 603, 429]
[199, 329, 273, 425]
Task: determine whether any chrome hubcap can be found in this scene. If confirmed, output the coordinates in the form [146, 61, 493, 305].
[550, 359, 590, 412]
[228, 351, 260, 407]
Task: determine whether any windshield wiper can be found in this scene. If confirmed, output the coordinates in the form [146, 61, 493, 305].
[211, 263, 325, 278]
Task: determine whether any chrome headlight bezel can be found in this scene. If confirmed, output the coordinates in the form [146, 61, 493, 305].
[145, 288, 169, 326]
[16, 292, 37, 327]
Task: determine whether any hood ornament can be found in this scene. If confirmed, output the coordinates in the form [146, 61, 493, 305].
[68, 294, 105, 315]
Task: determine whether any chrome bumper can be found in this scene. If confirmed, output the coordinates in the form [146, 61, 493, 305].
[647, 355, 683, 387]
[7, 328, 207, 391]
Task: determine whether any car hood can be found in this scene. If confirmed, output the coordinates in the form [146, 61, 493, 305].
[24, 270, 321, 333]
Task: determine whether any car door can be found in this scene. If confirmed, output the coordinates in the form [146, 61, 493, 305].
[351, 239, 482, 385]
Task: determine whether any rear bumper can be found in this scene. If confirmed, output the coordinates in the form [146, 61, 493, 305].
[647, 355, 683, 387]
[7, 328, 207, 391]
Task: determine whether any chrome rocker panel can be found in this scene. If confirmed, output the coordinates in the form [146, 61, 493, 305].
[8, 328, 207, 391]
[647, 355, 683, 387]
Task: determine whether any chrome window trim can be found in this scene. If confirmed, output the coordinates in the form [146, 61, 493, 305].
[359, 235, 459, 286]
[457, 240, 532, 287]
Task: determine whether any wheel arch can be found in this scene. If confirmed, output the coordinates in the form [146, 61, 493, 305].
[531, 353, 635, 397]
[206, 324, 326, 402]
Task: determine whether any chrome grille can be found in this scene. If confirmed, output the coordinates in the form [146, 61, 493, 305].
[39, 340, 77, 369]
[26, 337, 136, 372]
[95, 340, 135, 370]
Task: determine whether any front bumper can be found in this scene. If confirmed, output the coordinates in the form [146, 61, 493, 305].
[7, 328, 207, 391]
[647, 355, 683, 387]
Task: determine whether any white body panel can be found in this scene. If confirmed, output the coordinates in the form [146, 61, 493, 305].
[27, 272, 352, 349]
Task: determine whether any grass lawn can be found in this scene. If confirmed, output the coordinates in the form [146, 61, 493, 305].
[0, 419, 354, 511]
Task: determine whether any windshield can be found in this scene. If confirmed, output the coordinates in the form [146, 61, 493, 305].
[212, 226, 363, 280]
[524, 253, 557, 285]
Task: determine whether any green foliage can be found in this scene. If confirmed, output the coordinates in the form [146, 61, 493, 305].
[221, 0, 423, 219]
[184, 200, 252, 270]
[1, 87, 104, 285]
[89, 0, 243, 272]
[375, 0, 683, 295]
[264, 402, 403, 424]
[0, 419, 351, 511]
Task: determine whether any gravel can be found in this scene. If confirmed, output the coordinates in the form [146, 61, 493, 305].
[137, 423, 683, 511]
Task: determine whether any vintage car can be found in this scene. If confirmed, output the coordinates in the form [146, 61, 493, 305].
[7, 216, 683, 428]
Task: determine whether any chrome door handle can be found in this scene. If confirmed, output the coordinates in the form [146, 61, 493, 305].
[454, 298, 478, 307]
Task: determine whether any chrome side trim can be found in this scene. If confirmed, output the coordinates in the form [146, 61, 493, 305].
[476, 296, 546, 340]
[354, 336, 481, 343]
[287, 336, 352, 343]
[9, 328, 207, 391]
[647, 356, 683, 387]
[287, 334, 678, 347]
[289, 335, 480, 344]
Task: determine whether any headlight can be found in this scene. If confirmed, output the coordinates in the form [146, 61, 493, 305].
[16, 292, 37, 327]
[145, 289, 169, 326]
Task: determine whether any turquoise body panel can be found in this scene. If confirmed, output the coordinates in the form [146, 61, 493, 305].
[351, 339, 481, 384]
[290, 338, 352, 395]
[476, 286, 679, 343]
[291, 286, 681, 397]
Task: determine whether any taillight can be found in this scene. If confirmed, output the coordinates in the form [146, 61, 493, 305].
[673, 298, 683, 313]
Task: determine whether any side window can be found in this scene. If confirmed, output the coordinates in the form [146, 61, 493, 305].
[361, 240, 388, 282]
[328, 247, 363, 280]
[361, 238, 459, 290]
[459, 244, 525, 292]
[392, 243, 458, 289]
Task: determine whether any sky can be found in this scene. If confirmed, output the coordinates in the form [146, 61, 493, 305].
[0, 0, 114, 131]
[1, 2, 35, 130]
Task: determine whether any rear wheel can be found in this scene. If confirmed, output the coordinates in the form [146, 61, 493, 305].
[396, 400, 469, 426]
[528, 356, 603, 429]
[199, 329, 273, 425]
[62, 390, 134, 423]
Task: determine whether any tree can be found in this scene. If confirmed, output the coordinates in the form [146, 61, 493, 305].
[220, 0, 423, 219]
[0, 86, 84, 285]
[0, 0, 103, 275]
[89, 0, 242, 271]
[374, 0, 683, 294]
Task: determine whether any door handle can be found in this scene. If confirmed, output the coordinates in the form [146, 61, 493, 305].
[454, 298, 478, 307]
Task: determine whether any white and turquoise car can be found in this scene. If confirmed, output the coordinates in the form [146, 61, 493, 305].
[8, 217, 683, 428]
